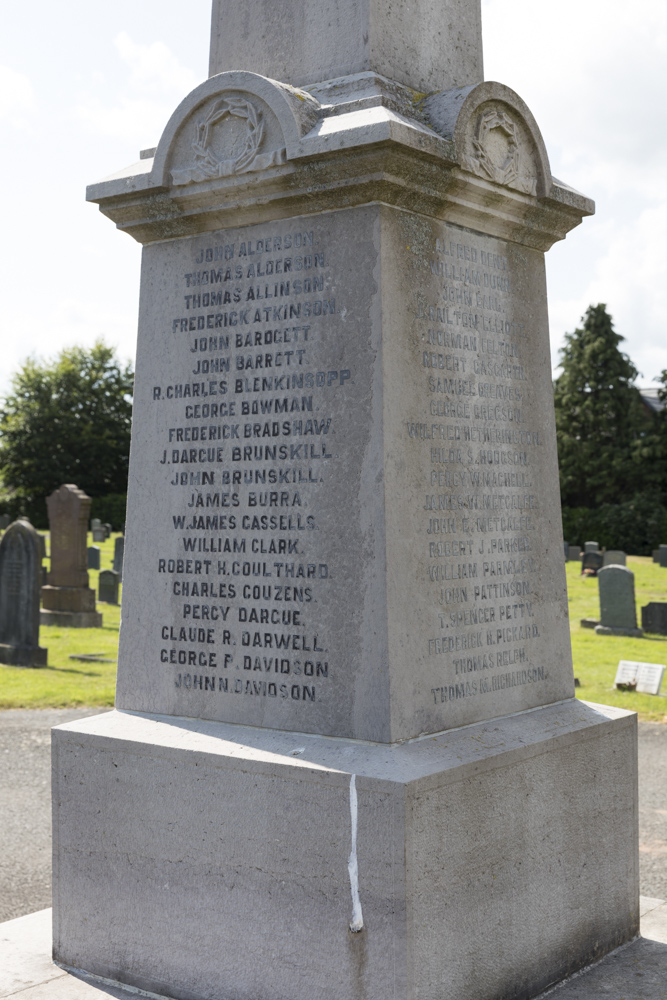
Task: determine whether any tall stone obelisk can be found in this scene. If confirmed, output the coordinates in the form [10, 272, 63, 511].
[52, 4, 638, 999]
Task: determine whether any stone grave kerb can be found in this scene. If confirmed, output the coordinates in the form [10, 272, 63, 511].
[46, 484, 91, 589]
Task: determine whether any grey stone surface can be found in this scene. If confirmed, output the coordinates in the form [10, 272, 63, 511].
[596, 564, 643, 637]
[91, 529, 105, 544]
[0, 514, 10, 531]
[52, 702, 638, 1000]
[660, 545, 667, 569]
[90, 519, 102, 532]
[585, 541, 600, 553]
[97, 571, 119, 605]
[643, 603, 667, 635]
[0, 519, 47, 668]
[113, 203, 578, 740]
[87, 547, 100, 571]
[41, 486, 99, 625]
[112, 537, 123, 581]
[654, 549, 660, 563]
[568, 545, 582, 561]
[1, 710, 660, 933]
[603, 549, 626, 566]
[0, 708, 107, 923]
[209, 0, 484, 95]
[5, 900, 667, 1000]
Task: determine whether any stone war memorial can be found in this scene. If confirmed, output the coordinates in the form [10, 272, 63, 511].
[0, 517, 47, 667]
[51, 3, 639, 999]
[41, 485, 103, 628]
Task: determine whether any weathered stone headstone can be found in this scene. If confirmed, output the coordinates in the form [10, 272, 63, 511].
[112, 535, 124, 581]
[641, 603, 667, 635]
[0, 514, 10, 531]
[568, 545, 582, 561]
[41, 485, 103, 628]
[585, 541, 599, 553]
[659, 545, 667, 568]
[595, 565, 643, 636]
[103, 523, 112, 540]
[98, 569, 120, 605]
[652, 549, 659, 563]
[87, 546, 101, 570]
[51, 5, 639, 999]
[581, 551, 603, 576]
[0, 518, 47, 667]
[91, 518, 102, 532]
[603, 550, 626, 567]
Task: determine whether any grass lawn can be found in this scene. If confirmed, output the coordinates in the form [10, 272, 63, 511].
[569, 556, 667, 722]
[2, 536, 667, 721]
[0, 533, 121, 709]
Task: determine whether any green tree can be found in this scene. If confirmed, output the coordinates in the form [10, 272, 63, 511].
[554, 304, 658, 508]
[0, 342, 133, 506]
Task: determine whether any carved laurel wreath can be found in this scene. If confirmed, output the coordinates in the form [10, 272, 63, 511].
[192, 97, 264, 177]
[471, 108, 519, 187]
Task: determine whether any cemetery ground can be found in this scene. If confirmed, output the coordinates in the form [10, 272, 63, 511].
[0, 533, 120, 709]
[568, 556, 667, 721]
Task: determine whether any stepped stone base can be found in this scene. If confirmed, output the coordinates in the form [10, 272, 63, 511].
[595, 625, 644, 637]
[41, 585, 96, 614]
[51, 700, 638, 1000]
[0, 643, 47, 667]
[40, 611, 102, 629]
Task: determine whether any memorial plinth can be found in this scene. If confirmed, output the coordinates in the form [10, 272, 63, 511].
[53, 3, 638, 999]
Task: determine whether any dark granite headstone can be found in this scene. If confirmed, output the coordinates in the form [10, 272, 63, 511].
[103, 523, 112, 540]
[595, 565, 642, 636]
[659, 545, 667, 568]
[0, 518, 47, 666]
[581, 552, 603, 576]
[98, 569, 120, 605]
[641, 603, 667, 635]
[568, 545, 582, 561]
[652, 550, 659, 563]
[88, 546, 101, 570]
[113, 536, 124, 582]
[0, 514, 11, 531]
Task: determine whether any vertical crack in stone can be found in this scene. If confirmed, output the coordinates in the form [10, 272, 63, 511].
[348, 773, 364, 932]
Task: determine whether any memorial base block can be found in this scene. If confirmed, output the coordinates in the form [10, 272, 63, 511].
[52, 700, 638, 1000]
[40, 610, 103, 628]
[0, 642, 47, 667]
[595, 625, 644, 638]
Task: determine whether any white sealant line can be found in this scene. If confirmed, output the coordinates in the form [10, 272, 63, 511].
[347, 773, 364, 933]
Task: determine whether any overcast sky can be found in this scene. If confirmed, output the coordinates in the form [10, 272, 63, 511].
[1, 0, 665, 397]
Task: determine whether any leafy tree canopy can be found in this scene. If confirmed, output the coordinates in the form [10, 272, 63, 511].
[0, 342, 133, 504]
[554, 304, 659, 508]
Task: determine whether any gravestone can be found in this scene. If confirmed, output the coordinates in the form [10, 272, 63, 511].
[563, 540, 569, 559]
[595, 565, 643, 636]
[41, 485, 103, 627]
[615, 660, 665, 695]
[641, 603, 667, 635]
[659, 545, 667, 568]
[51, 5, 639, 1000]
[0, 514, 10, 531]
[585, 541, 599, 553]
[113, 535, 124, 581]
[87, 546, 101, 570]
[652, 549, 659, 563]
[0, 518, 47, 667]
[603, 550, 626, 567]
[581, 551, 603, 576]
[103, 523, 112, 540]
[98, 569, 120, 605]
[568, 545, 582, 561]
